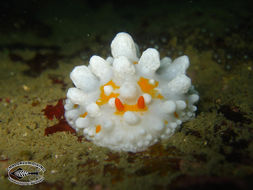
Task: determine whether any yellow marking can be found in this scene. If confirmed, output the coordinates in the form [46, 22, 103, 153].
[96, 125, 101, 133]
[96, 80, 120, 106]
[164, 120, 168, 125]
[73, 104, 78, 108]
[133, 61, 138, 64]
[80, 112, 87, 118]
[137, 77, 164, 99]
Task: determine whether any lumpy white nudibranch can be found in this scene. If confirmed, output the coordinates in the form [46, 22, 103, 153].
[65, 32, 199, 152]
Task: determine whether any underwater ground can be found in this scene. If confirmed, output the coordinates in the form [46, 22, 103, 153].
[0, 0, 253, 189]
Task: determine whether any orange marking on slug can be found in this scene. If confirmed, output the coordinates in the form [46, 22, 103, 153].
[96, 125, 101, 133]
[114, 99, 148, 115]
[137, 96, 145, 109]
[137, 77, 163, 99]
[157, 94, 164, 99]
[138, 77, 158, 94]
[133, 61, 138, 64]
[114, 104, 148, 115]
[106, 80, 120, 89]
[115, 98, 124, 112]
[73, 104, 78, 108]
[165, 120, 168, 125]
[174, 112, 179, 118]
[96, 80, 120, 106]
[80, 112, 87, 118]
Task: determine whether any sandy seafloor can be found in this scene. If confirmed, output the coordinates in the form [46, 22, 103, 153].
[0, 0, 253, 189]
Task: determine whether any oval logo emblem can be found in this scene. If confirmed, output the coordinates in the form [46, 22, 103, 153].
[7, 161, 46, 185]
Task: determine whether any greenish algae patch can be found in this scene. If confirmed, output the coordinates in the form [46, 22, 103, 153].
[1, 38, 253, 189]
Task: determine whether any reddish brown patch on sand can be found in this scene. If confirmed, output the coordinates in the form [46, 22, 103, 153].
[42, 99, 64, 120]
[45, 118, 75, 136]
[43, 99, 86, 141]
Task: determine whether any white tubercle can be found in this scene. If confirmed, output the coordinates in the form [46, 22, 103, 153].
[86, 103, 100, 117]
[65, 109, 79, 125]
[189, 94, 199, 103]
[173, 55, 189, 66]
[119, 82, 138, 101]
[75, 117, 90, 128]
[159, 55, 189, 80]
[64, 99, 73, 111]
[65, 32, 199, 153]
[170, 56, 189, 78]
[89, 55, 112, 84]
[160, 56, 172, 66]
[67, 88, 87, 105]
[103, 119, 114, 130]
[106, 56, 114, 65]
[191, 105, 197, 111]
[104, 85, 113, 96]
[143, 93, 152, 104]
[108, 98, 116, 107]
[152, 118, 163, 131]
[111, 32, 138, 62]
[176, 100, 187, 110]
[70, 65, 99, 92]
[88, 130, 95, 137]
[149, 79, 155, 85]
[157, 57, 172, 75]
[123, 111, 139, 125]
[170, 122, 177, 129]
[167, 74, 191, 94]
[113, 56, 136, 83]
[138, 48, 160, 76]
[162, 100, 176, 114]
[176, 120, 182, 125]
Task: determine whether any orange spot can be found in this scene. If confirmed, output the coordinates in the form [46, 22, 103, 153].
[157, 94, 164, 99]
[174, 112, 179, 118]
[137, 77, 163, 99]
[74, 104, 78, 108]
[80, 112, 87, 118]
[96, 125, 101, 133]
[96, 80, 120, 106]
[137, 96, 145, 109]
[115, 98, 124, 112]
[165, 120, 168, 125]
[133, 61, 138, 64]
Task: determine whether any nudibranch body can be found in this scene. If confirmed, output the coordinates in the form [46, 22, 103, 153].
[65, 32, 199, 152]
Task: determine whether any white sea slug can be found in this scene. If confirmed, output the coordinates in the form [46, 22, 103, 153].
[65, 32, 199, 152]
